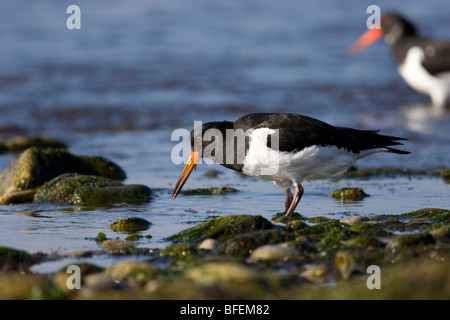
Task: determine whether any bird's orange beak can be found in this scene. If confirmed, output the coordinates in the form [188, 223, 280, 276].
[171, 150, 200, 199]
[349, 28, 383, 54]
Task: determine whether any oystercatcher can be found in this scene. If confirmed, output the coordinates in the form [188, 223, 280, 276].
[350, 12, 450, 108]
[171, 113, 410, 217]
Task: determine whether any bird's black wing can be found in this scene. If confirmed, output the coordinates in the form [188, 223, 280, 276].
[234, 113, 410, 154]
[419, 39, 450, 76]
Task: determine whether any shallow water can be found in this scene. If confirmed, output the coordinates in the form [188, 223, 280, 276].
[0, 0, 449, 272]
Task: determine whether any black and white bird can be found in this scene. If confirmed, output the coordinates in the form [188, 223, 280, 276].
[350, 12, 450, 109]
[171, 113, 410, 217]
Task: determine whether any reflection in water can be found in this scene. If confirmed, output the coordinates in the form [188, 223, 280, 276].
[401, 102, 449, 134]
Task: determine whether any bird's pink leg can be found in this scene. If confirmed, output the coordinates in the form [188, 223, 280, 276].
[285, 181, 304, 217]
[285, 188, 293, 212]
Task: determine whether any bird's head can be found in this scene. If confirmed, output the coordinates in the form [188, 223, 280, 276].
[171, 121, 233, 199]
[349, 13, 417, 53]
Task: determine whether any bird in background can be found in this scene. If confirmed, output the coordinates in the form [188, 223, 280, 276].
[171, 113, 410, 217]
[350, 12, 450, 109]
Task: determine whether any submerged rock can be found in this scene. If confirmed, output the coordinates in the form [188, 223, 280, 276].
[329, 187, 369, 201]
[108, 217, 152, 233]
[0, 147, 126, 198]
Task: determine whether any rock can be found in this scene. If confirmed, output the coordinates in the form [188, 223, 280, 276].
[33, 173, 151, 205]
[427, 224, 450, 241]
[99, 239, 135, 254]
[71, 184, 152, 206]
[329, 187, 369, 201]
[340, 215, 369, 225]
[302, 264, 328, 283]
[0, 189, 36, 204]
[219, 229, 293, 257]
[0, 273, 55, 299]
[271, 211, 305, 223]
[385, 232, 436, 261]
[334, 251, 355, 280]
[349, 221, 391, 237]
[181, 187, 238, 195]
[108, 217, 152, 233]
[84, 273, 121, 291]
[184, 261, 268, 298]
[33, 173, 120, 203]
[168, 215, 273, 243]
[0, 246, 35, 271]
[197, 238, 219, 251]
[286, 220, 309, 232]
[249, 244, 300, 262]
[401, 208, 450, 223]
[0, 147, 126, 198]
[105, 261, 161, 285]
[160, 243, 196, 260]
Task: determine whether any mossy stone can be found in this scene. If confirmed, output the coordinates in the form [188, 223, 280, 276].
[70, 184, 152, 205]
[219, 229, 293, 257]
[0, 147, 126, 197]
[168, 215, 273, 243]
[108, 217, 152, 233]
[0, 246, 35, 269]
[349, 221, 392, 237]
[105, 261, 161, 284]
[385, 232, 436, 261]
[401, 208, 450, 222]
[33, 173, 121, 203]
[329, 187, 369, 201]
[184, 261, 268, 298]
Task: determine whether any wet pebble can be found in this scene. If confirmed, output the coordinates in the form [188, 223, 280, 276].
[249, 244, 300, 262]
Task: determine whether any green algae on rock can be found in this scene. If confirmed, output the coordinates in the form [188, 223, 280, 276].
[0, 246, 35, 270]
[0, 147, 126, 198]
[108, 217, 152, 233]
[105, 261, 162, 285]
[329, 187, 369, 201]
[183, 261, 270, 298]
[219, 229, 293, 257]
[33, 173, 121, 202]
[70, 184, 152, 206]
[401, 208, 450, 223]
[33, 173, 152, 205]
[168, 215, 273, 243]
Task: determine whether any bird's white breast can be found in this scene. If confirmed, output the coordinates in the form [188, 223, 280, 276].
[399, 46, 450, 107]
[242, 128, 379, 188]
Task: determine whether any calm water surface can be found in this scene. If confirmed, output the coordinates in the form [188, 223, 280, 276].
[0, 0, 449, 270]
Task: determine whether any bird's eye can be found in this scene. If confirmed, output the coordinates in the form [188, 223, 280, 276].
[196, 136, 202, 142]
